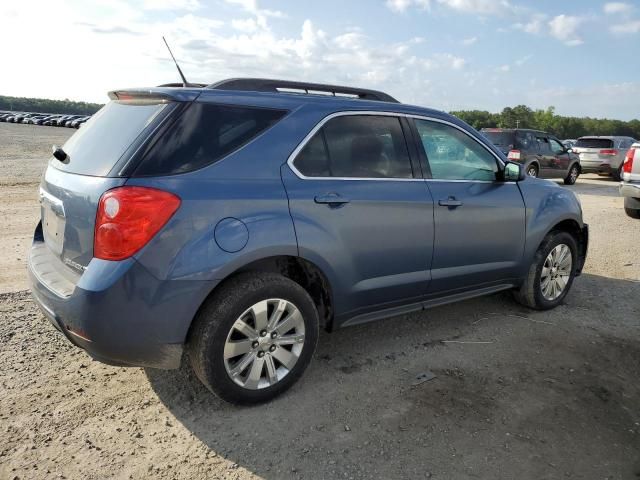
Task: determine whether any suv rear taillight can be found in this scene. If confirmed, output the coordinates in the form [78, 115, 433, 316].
[508, 150, 521, 161]
[94, 186, 181, 261]
[599, 149, 618, 156]
[623, 148, 635, 174]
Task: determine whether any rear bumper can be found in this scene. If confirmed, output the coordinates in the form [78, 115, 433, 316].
[619, 182, 640, 199]
[580, 159, 621, 175]
[28, 234, 217, 369]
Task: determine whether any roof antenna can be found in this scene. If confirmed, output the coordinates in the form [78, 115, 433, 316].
[162, 36, 189, 87]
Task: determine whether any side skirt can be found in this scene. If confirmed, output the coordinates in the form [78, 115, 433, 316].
[339, 283, 516, 328]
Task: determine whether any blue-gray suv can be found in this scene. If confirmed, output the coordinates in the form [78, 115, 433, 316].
[29, 78, 588, 404]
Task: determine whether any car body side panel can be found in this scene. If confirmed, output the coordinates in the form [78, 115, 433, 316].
[516, 177, 584, 276]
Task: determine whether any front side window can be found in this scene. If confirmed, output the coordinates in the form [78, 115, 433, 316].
[415, 119, 499, 181]
[293, 115, 413, 179]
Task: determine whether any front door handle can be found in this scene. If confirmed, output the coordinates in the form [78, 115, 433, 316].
[314, 193, 350, 205]
[438, 197, 463, 207]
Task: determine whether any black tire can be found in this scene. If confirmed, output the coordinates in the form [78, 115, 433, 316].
[563, 164, 580, 185]
[526, 164, 539, 178]
[612, 164, 623, 182]
[625, 207, 640, 219]
[513, 231, 578, 310]
[187, 272, 319, 405]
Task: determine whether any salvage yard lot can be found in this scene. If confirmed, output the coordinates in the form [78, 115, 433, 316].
[0, 121, 638, 479]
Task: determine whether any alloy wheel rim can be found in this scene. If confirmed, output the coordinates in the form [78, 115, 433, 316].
[540, 244, 572, 301]
[570, 167, 578, 181]
[224, 299, 305, 390]
[528, 167, 537, 177]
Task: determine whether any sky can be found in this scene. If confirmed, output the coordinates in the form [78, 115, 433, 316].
[1, 0, 639, 119]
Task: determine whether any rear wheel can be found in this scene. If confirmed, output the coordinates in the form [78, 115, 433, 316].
[612, 164, 623, 182]
[188, 272, 319, 404]
[513, 231, 578, 310]
[625, 207, 640, 219]
[563, 164, 580, 185]
[527, 164, 539, 178]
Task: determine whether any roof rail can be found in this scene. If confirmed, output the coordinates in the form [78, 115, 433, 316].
[207, 78, 399, 103]
[157, 82, 208, 88]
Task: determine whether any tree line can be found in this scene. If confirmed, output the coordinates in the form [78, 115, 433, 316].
[0, 95, 103, 115]
[450, 105, 640, 140]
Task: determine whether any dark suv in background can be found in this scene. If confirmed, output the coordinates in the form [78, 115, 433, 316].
[482, 128, 581, 185]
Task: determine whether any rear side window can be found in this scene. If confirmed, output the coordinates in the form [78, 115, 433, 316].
[54, 101, 168, 176]
[515, 131, 536, 151]
[294, 115, 413, 179]
[576, 138, 614, 149]
[134, 103, 287, 176]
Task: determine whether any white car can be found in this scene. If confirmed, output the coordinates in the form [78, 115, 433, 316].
[620, 142, 640, 219]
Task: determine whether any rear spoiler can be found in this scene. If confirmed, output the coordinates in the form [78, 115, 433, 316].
[107, 88, 202, 103]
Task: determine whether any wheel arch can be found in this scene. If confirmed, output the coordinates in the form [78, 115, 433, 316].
[544, 218, 588, 274]
[187, 255, 336, 342]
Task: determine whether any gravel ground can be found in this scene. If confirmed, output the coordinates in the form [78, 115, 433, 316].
[1, 122, 639, 479]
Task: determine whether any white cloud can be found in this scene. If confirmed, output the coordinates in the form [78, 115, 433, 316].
[548, 14, 584, 46]
[461, 36, 477, 45]
[437, 0, 513, 15]
[385, 0, 430, 13]
[387, 0, 514, 15]
[513, 13, 547, 34]
[231, 18, 260, 33]
[611, 20, 640, 34]
[497, 64, 510, 72]
[603, 2, 632, 14]
[222, 0, 284, 18]
[142, 0, 201, 11]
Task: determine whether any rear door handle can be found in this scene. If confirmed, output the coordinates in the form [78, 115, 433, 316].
[438, 197, 463, 207]
[314, 193, 350, 205]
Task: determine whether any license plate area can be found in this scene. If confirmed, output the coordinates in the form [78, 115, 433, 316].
[40, 189, 66, 256]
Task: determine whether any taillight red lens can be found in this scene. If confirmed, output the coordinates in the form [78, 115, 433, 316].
[508, 150, 521, 160]
[623, 148, 635, 174]
[599, 149, 618, 156]
[94, 186, 181, 261]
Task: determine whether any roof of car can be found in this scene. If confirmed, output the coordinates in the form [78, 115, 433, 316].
[578, 135, 634, 139]
[112, 80, 449, 119]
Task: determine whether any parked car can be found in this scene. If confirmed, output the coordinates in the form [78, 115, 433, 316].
[481, 128, 582, 184]
[573, 136, 637, 181]
[29, 78, 588, 404]
[620, 142, 640, 219]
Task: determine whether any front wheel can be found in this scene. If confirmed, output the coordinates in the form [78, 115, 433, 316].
[513, 231, 578, 310]
[563, 164, 580, 185]
[187, 272, 319, 404]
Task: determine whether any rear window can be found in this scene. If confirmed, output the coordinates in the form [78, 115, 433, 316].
[482, 130, 515, 147]
[133, 103, 287, 176]
[54, 101, 168, 176]
[575, 138, 614, 149]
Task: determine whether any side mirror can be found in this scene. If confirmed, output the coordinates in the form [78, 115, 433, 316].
[566, 148, 574, 153]
[504, 161, 525, 181]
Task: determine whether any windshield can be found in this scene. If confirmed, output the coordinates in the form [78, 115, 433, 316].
[52, 100, 168, 176]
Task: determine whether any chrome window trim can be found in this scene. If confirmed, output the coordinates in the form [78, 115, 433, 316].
[286, 110, 507, 183]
